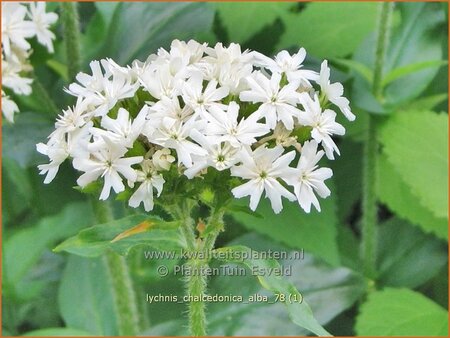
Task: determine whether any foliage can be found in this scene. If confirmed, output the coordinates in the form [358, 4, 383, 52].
[2, 2, 448, 337]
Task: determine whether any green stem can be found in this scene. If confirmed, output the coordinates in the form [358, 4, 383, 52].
[203, 209, 224, 252]
[186, 259, 208, 336]
[60, 2, 81, 81]
[361, 2, 393, 280]
[176, 202, 224, 336]
[174, 201, 196, 251]
[91, 199, 140, 335]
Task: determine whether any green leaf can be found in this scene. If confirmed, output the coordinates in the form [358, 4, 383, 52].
[333, 139, 363, 225]
[214, 245, 331, 336]
[54, 214, 184, 257]
[46, 59, 69, 82]
[356, 288, 448, 336]
[58, 256, 118, 335]
[378, 154, 448, 239]
[3, 203, 94, 286]
[94, 2, 119, 27]
[352, 3, 446, 113]
[2, 112, 53, 168]
[377, 218, 447, 288]
[379, 111, 448, 220]
[278, 2, 378, 58]
[2, 158, 33, 221]
[143, 233, 366, 336]
[102, 2, 214, 64]
[399, 93, 448, 111]
[23, 328, 93, 336]
[331, 58, 373, 84]
[215, 2, 292, 44]
[384, 3, 446, 105]
[382, 60, 448, 88]
[229, 181, 339, 266]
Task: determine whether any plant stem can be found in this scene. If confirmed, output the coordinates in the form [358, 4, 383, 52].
[90, 199, 140, 335]
[60, 2, 81, 82]
[361, 2, 393, 280]
[177, 201, 224, 336]
[186, 258, 208, 336]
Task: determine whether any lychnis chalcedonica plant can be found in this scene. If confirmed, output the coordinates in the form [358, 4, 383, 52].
[37, 38, 354, 335]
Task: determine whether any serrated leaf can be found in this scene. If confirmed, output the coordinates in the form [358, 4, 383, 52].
[356, 288, 448, 336]
[378, 154, 447, 239]
[229, 180, 339, 266]
[54, 214, 184, 257]
[215, 2, 292, 44]
[278, 2, 378, 58]
[380, 111, 448, 220]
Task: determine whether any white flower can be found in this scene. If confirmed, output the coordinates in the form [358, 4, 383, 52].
[240, 71, 301, 130]
[139, 63, 183, 99]
[28, 2, 58, 53]
[1, 2, 57, 122]
[67, 60, 138, 116]
[94, 106, 148, 148]
[205, 101, 269, 147]
[1, 91, 19, 123]
[182, 73, 229, 117]
[152, 148, 175, 171]
[318, 60, 355, 121]
[149, 96, 193, 123]
[255, 48, 318, 85]
[148, 117, 207, 168]
[185, 130, 239, 178]
[68, 60, 107, 96]
[35, 40, 354, 214]
[205, 42, 254, 67]
[37, 122, 93, 183]
[285, 140, 333, 213]
[217, 63, 253, 95]
[54, 97, 89, 135]
[298, 93, 345, 160]
[231, 145, 296, 213]
[1, 3, 35, 56]
[73, 140, 143, 200]
[2, 56, 33, 95]
[169, 39, 207, 65]
[129, 160, 165, 211]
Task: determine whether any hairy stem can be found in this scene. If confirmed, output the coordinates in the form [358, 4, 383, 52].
[91, 199, 140, 335]
[186, 258, 208, 336]
[361, 2, 394, 280]
[60, 2, 81, 81]
[178, 201, 224, 336]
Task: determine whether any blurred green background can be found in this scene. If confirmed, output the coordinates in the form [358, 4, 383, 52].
[2, 2, 448, 336]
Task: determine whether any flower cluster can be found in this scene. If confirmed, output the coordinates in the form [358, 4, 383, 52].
[37, 40, 354, 214]
[1, 2, 58, 122]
